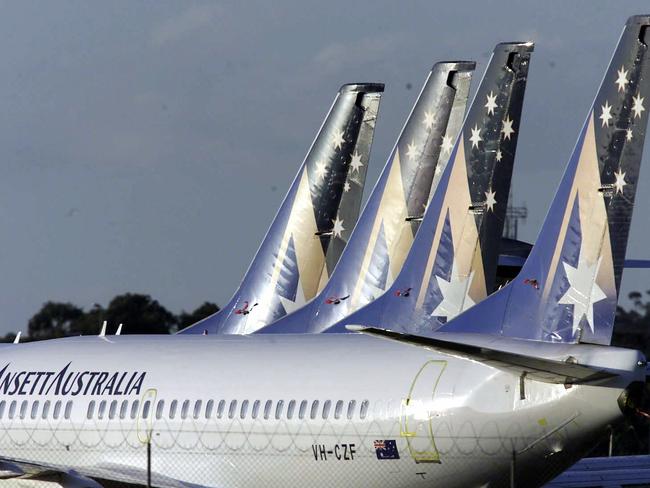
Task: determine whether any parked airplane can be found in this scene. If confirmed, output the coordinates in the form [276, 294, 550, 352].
[259, 42, 532, 334]
[181, 61, 474, 335]
[0, 15, 648, 488]
[178, 83, 383, 335]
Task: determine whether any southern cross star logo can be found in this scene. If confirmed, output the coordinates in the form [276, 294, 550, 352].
[431, 258, 475, 321]
[558, 255, 607, 336]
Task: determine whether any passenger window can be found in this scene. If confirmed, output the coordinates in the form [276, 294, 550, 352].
[217, 400, 225, 419]
[64, 401, 73, 420]
[130, 400, 139, 420]
[205, 400, 214, 419]
[41, 401, 50, 420]
[310, 400, 319, 420]
[298, 400, 307, 419]
[193, 400, 202, 419]
[169, 400, 178, 419]
[334, 400, 343, 419]
[263, 400, 272, 420]
[31, 401, 39, 420]
[156, 400, 165, 420]
[8, 401, 16, 420]
[87, 401, 96, 419]
[19, 400, 27, 419]
[240, 400, 249, 419]
[275, 400, 284, 420]
[98, 400, 107, 420]
[360, 400, 369, 419]
[287, 400, 296, 419]
[181, 400, 190, 419]
[142, 400, 151, 420]
[0, 400, 5, 419]
[252, 400, 260, 419]
[53, 401, 61, 420]
[228, 400, 237, 419]
[347, 400, 356, 420]
[322, 400, 331, 419]
[109, 400, 118, 419]
[119, 400, 128, 419]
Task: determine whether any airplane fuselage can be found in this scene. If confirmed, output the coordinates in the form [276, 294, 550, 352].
[0, 334, 642, 487]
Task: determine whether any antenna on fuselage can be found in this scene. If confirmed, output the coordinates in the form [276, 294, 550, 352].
[13, 331, 21, 344]
[99, 321, 107, 337]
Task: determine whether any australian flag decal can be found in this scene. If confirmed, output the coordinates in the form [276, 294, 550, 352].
[374, 439, 400, 460]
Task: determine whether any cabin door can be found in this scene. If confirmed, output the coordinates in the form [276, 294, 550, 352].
[400, 360, 446, 463]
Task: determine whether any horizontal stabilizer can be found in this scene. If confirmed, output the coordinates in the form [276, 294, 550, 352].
[347, 325, 617, 384]
[498, 254, 650, 269]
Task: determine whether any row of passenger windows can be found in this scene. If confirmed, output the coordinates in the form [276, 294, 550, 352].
[87, 399, 370, 422]
[0, 400, 72, 420]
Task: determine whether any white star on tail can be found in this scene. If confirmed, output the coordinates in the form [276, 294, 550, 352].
[615, 66, 629, 92]
[501, 115, 515, 140]
[331, 129, 345, 149]
[496, 149, 503, 162]
[614, 168, 627, 194]
[331, 217, 345, 238]
[599, 101, 613, 127]
[626, 128, 633, 141]
[633, 93, 645, 119]
[469, 125, 482, 148]
[485, 189, 497, 212]
[440, 135, 454, 155]
[558, 256, 607, 336]
[349, 151, 363, 173]
[314, 160, 327, 180]
[432, 260, 475, 321]
[343, 181, 351, 193]
[485, 91, 498, 115]
[406, 140, 418, 160]
[423, 110, 435, 129]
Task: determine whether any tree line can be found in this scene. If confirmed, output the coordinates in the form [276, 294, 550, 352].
[0, 293, 219, 342]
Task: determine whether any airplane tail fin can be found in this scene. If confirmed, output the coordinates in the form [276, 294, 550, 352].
[257, 61, 475, 334]
[441, 15, 650, 345]
[324, 42, 534, 333]
[179, 83, 384, 334]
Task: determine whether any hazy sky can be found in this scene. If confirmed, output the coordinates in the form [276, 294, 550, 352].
[0, 0, 649, 335]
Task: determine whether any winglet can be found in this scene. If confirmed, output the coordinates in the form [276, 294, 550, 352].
[99, 321, 107, 337]
[116, 323, 123, 336]
[12, 332, 21, 344]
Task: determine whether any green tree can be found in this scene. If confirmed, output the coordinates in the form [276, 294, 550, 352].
[27, 301, 84, 340]
[177, 302, 220, 330]
[104, 293, 176, 335]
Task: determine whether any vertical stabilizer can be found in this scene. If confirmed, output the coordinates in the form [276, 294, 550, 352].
[180, 83, 384, 334]
[259, 61, 475, 334]
[442, 16, 650, 345]
[325, 42, 534, 333]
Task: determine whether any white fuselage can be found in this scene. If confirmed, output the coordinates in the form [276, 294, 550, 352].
[0, 334, 643, 488]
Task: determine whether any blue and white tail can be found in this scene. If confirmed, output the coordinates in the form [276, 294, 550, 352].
[179, 83, 383, 335]
[324, 42, 534, 333]
[258, 61, 475, 334]
[441, 16, 650, 345]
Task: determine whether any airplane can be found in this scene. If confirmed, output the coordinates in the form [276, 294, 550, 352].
[181, 61, 475, 335]
[0, 14, 647, 488]
[258, 41, 533, 334]
[176, 83, 384, 335]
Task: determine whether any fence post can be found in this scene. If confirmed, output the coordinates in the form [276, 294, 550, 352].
[147, 440, 151, 488]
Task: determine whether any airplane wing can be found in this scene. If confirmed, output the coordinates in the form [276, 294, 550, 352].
[0, 455, 210, 488]
[347, 325, 617, 385]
